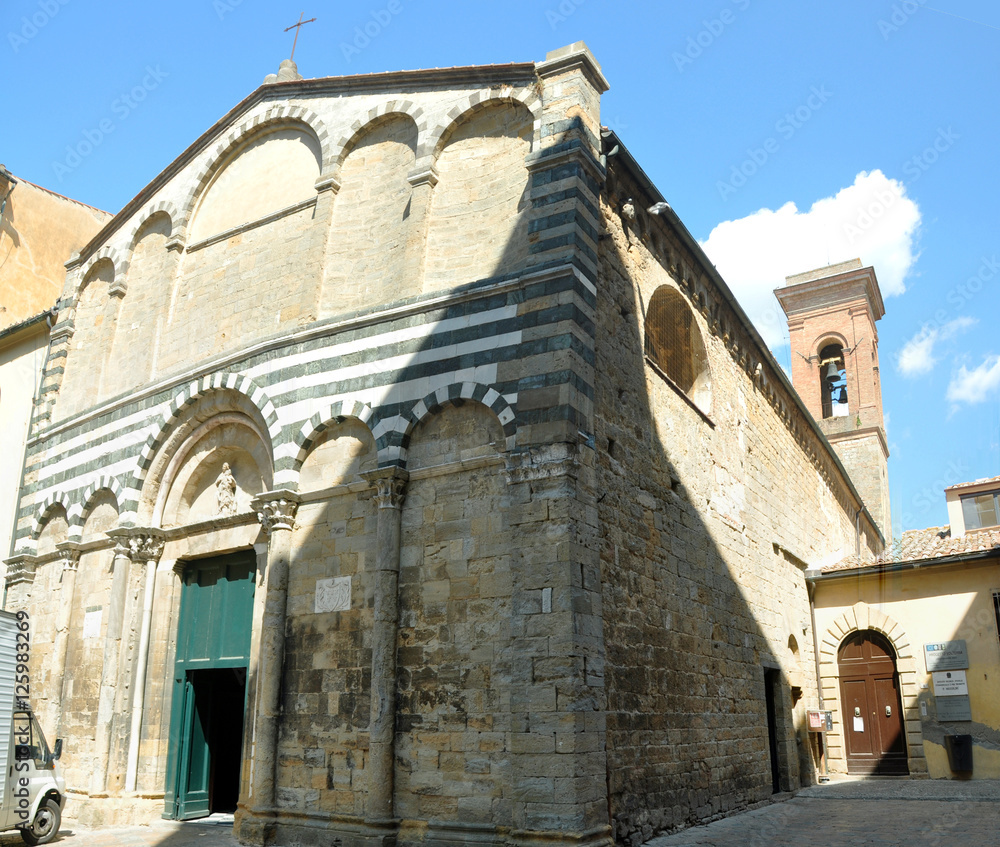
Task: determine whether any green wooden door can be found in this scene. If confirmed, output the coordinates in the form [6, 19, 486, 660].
[164, 552, 256, 820]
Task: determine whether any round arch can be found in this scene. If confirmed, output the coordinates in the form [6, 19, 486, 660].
[813, 331, 849, 355]
[76, 476, 125, 539]
[27, 493, 74, 552]
[282, 398, 375, 488]
[818, 601, 927, 776]
[119, 372, 280, 525]
[395, 382, 516, 466]
[122, 201, 179, 270]
[422, 87, 542, 162]
[176, 105, 331, 238]
[327, 103, 426, 175]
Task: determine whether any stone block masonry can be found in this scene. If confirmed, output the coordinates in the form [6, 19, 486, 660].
[7, 42, 884, 847]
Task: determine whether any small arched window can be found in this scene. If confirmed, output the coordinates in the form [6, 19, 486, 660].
[645, 286, 711, 410]
[819, 342, 848, 419]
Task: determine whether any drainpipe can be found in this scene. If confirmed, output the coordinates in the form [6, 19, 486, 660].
[807, 580, 830, 782]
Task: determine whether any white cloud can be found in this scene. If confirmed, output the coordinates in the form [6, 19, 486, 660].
[947, 355, 1000, 405]
[897, 317, 977, 377]
[700, 170, 921, 347]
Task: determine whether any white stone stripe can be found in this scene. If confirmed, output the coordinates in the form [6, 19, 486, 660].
[273, 364, 503, 429]
[30, 323, 521, 494]
[35, 424, 156, 486]
[24, 455, 144, 516]
[30, 401, 169, 472]
[241, 305, 519, 382]
[273, 442, 300, 463]
[32, 308, 520, 474]
[263, 331, 522, 401]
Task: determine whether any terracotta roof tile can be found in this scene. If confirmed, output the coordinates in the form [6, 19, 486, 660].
[945, 474, 1000, 492]
[822, 524, 1000, 573]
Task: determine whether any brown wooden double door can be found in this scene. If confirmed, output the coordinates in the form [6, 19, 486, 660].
[838, 630, 908, 775]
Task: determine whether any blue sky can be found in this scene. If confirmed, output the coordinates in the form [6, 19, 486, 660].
[3, 0, 998, 534]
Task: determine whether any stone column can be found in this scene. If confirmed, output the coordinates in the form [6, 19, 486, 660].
[244, 491, 299, 824]
[49, 543, 81, 737]
[361, 468, 408, 827]
[122, 529, 166, 793]
[52, 543, 81, 726]
[91, 533, 134, 795]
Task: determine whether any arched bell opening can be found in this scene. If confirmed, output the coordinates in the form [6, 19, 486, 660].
[819, 342, 849, 419]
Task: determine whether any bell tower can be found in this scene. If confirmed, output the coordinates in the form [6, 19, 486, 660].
[775, 258, 891, 542]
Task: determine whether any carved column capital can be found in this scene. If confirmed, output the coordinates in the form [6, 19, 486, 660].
[252, 490, 300, 535]
[362, 468, 409, 510]
[108, 528, 166, 564]
[56, 542, 83, 573]
[3, 554, 39, 587]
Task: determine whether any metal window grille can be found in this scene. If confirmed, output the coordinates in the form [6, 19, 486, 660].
[645, 291, 695, 392]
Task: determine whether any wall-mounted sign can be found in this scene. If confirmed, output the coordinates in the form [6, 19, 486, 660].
[936, 695, 972, 722]
[933, 669, 969, 696]
[807, 710, 833, 732]
[924, 640, 969, 672]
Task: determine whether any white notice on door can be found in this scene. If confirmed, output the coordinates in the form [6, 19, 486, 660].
[853, 716, 864, 732]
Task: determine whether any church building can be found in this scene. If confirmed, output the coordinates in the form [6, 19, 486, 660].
[5, 44, 886, 847]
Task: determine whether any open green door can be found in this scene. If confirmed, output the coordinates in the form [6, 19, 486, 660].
[164, 551, 256, 820]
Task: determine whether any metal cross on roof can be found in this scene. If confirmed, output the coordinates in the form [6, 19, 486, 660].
[285, 13, 316, 62]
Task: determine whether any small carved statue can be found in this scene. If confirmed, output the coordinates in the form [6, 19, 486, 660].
[216, 462, 238, 516]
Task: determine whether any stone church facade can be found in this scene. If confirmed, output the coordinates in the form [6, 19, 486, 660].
[6, 44, 883, 847]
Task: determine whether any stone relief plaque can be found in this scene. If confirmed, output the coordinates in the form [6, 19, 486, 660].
[315, 576, 352, 613]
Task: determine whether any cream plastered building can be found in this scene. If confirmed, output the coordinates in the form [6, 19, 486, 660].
[0, 168, 110, 568]
[5, 46, 886, 847]
[811, 476, 1000, 780]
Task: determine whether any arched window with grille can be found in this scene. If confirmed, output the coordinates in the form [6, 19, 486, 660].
[644, 285, 712, 411]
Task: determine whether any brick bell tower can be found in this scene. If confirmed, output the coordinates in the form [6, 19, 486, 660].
[775, 258, 892, 543]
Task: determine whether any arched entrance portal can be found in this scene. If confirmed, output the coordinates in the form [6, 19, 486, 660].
[838, 630, 908, 775]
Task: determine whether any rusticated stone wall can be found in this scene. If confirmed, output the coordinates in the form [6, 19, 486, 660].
[595, 161, 881, 845]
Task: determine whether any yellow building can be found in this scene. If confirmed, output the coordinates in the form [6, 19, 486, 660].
[810, 475, 1000, 779]
[0, 166, 110, 565]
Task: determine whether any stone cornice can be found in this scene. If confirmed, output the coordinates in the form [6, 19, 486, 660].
[504, 443, 581, 486]
[535, 42, 610, 93]
[776, 266, 885, 323]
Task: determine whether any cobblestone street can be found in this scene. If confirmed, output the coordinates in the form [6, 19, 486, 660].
[0, 814, 239, 847]
[5, 779, 999, 846]
[644, 777, 1000, 847]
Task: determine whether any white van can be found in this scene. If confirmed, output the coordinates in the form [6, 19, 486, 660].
[0, 611, 65, 845]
